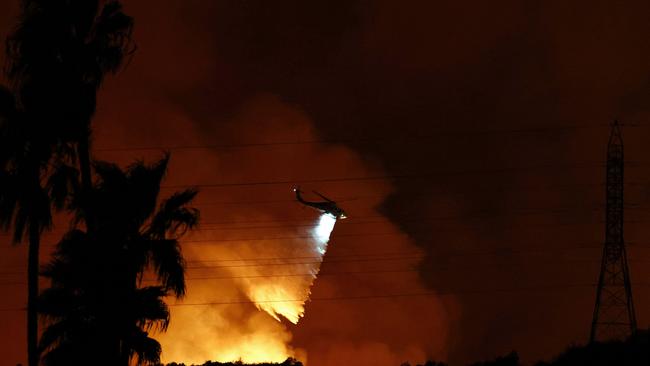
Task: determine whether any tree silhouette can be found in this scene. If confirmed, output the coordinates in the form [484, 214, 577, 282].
[164, 359, 305, 366]
[468, 352, 519, 366]
[535, 330, 650, 366]
[38, 156, 199, 366]
[2, 1, 133, 364]
[401, 361, 447, 366]
[0, 83, 71, 366]
[6, 0, 135, 208]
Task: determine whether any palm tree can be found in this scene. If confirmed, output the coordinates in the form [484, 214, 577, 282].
[38, 155, 199, 366]
[2, 2, 134, 364]
[0, 84, 63, 366]
[6, 0, 135, 218]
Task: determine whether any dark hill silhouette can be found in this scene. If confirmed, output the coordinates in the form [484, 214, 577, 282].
[404, 329, 649, 366]
[467, 352, 519, 366]
[401, 361, 448, 366]
[401, 352, 517, 366]
[535, 329, 649, 366]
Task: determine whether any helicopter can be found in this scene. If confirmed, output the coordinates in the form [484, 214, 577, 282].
[293, 186, 347, 219]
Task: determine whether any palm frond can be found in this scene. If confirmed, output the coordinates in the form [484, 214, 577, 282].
[131, 286, 170, 332]
[148, 238, 186, 297]
[38, 288, 80, 318]
[41, 229, 92, 286]
[46, 162, 80, 211]
[12, 204, 28, 242]
[127, 330, 162, 366]
[0, 86, 17, 148]
[92, 160, 126, 188]
[38, 319, 68, 354]
[126, 154, 170, 226]
[0, 171, 19, 234]
[91, 1, 135, 76]
[148, 188, 199, 237]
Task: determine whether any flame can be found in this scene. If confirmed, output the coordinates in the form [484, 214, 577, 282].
[246, 284, 304, 323]
[157, 307, 302, 365]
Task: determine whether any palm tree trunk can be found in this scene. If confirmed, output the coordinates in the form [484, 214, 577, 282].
[27, 223, 39, 366]
[78, 135, 94, 230]
[120, 340, 130, 366]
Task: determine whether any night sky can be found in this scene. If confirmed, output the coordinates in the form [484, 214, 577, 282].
[2, 1, 650, 365]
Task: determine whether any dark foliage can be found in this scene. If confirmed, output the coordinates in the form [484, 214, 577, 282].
[38, 156, 199, 366]
[468, 352, 519, 366]
[406, 330, 649, 366]
[2, 1, 134, 366]
[535, 329, 650, 366]
[401, 361, 448, 366]
[161, 358, 304, 366]
[6, 0, 134, 145]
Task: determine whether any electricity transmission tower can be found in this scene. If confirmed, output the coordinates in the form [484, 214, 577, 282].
[590, 121, 637, 343]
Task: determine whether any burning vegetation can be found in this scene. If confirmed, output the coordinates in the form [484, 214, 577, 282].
[161, 358, 303, 366]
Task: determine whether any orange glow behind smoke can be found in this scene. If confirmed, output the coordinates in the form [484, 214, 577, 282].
[159, 305, 301, 364]
[105, 94, 449, 365]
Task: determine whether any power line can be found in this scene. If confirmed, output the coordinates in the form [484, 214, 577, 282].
[185, 251, 424, 263]
[0, 255, 423, 275]
[195, 196, 361, 206]
[186, 243, 650, 264]
[1, 242, 614, 272]
[5, 244, 650, 278]
[177, 221, 650, 245]
[185, 255, 423, 269]
[161, 163, 612, 189]
[169, 254, 650, 270]
[181, 246, 624, 269]
[190, 198, 650, 226]
[4, 205, 650, 240]
[7, 258, 650, 285]
[168, 289, 571, 307]
[27, 218, 650, 249]
[192, 197, 650, 209]
[152, 268, 417, 281]
[195, 210, 613, 230]
[0, 283, 603, 312]
[0, 269, 418, 285]
[0, 307, 24, 312]
[92, 124, 617, 153]
[167, 283, 650, 308]
[6, 246, 650, 277]
[6, 186, 650, 237]
[3, 196, 639, 235]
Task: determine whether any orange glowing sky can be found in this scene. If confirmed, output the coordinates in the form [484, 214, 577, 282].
[3, 1, 650, 366]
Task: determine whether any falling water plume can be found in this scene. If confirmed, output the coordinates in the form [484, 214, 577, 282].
[312, 214, 337, 254]
[245, 213, 338, 324]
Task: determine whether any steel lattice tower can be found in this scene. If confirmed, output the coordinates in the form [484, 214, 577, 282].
[590, 121, 637, 343]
